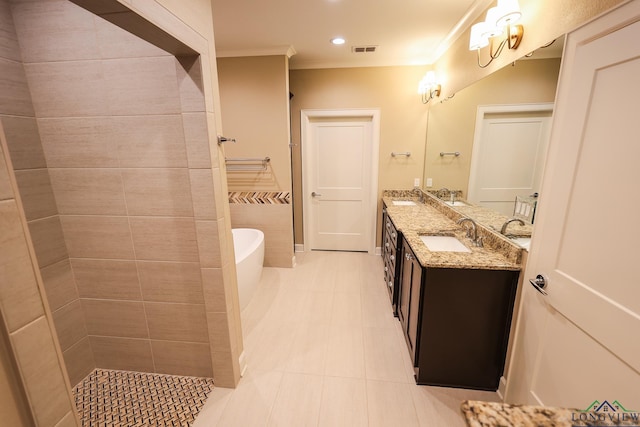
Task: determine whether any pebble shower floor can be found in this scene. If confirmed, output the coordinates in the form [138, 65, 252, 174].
[73, 369, 215, 426]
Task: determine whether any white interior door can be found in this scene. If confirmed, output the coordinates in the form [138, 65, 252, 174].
[468, 105, 552, 216]
[301, 110, 379, 253]
[506, 2, 640, 410]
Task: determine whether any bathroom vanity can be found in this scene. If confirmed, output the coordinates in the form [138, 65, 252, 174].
[382, 190, 523, 390]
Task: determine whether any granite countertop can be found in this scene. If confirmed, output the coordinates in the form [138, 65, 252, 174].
[461, 400, 640, 427]
[382, 190, 522, 271]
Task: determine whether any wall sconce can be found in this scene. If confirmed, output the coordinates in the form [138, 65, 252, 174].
[418, 71, 441, 104]
[469, 0, 524, 68]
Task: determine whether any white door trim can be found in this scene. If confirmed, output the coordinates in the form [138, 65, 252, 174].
[468, 103, 554, 200]
[301, 109, 380, 254]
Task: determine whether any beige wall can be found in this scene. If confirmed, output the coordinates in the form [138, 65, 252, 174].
[217, 55, 295, 267]
[0, 324, 33, 427]
[0, 0, 95, 390]
[0, 0, 243, 394]
[218, 56, 292, 192]
[433, 0, 626, 97]
[424, 58, 561, 196]
[290, 65, 430, 245]
[1, 125, 80, 425]
[10, 0, 219, 381]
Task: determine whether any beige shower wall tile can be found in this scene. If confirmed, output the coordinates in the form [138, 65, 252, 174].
[55, 411, 79, 427]
[0, 200, 45, 331]
[195, 220, 221, 268]
[62, 337, 95, 388]
[0, 0, 21, 62]
[0, 147, 13, 200]
[145, 302, 208, 343]
[130, 217, 198, 262]
[122, 168, 193, 217]
[82, 299, 148, 339]
[28, 215, 68, 268]
[14, 169, 58, 220]
[38, 117, 118, 168]
[49, 168, 127, 215]
[137, 261, 203, 304]
[112, 115, 187, 168]
[95, 13, 168, 59]
[206, 113, 220, 166]
[175, 56, 205, 112]
[71, 259, 141, 300]
[211, 350, 240, 388]
[190, 169, 217, 219]
[201, 268, 230, 313]
[151, 340, 213, 377]
[207, 311, 236, 351]
[23, 61, 107, 118]
[60, 215, 134, 260]
[89, 336, 154, 372]
[10, 316, 73, 427]
[0, 58, 34, 116]
[1, 116, 47, 170]
[40, 259, 79, 311]
[183, 113, 211, 168]
[211, 167, 225, 216]
[11, 0, 99, 63]
[103, 56, 181, 115]
[52, 299, 88, 350]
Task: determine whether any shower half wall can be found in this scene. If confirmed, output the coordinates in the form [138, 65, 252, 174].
[0, 0, 242, 391]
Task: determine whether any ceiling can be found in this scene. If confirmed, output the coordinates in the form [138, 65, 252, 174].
[211, 0, 495, 69]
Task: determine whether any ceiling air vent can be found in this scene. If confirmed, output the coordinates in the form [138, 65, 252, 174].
[352, 46, 377, 53]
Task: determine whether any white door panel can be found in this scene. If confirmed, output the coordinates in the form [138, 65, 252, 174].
[468, 106, 552, 216]
[301, 110, 380, 253]
[530, 308, 639, 408]
[506, 2, 640, 408]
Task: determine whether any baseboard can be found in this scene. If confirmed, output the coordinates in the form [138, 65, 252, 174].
[238, 351, 247, 377]
[497, 376, 507, 401]
[294, 244, 304, 253]
[375, 246, 382, 256]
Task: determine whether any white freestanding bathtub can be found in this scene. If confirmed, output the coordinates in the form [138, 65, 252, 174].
[232, 228, 265, 311]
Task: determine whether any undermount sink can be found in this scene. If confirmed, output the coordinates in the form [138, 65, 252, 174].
[444, 201, 468, 207]
[420, 235, 472, 253]
[392, 200, 417, 206]
[510, 237, 531, 251]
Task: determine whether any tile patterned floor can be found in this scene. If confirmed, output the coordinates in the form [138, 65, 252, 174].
[73, 369, 214, 426]
[193, 251, 500, 427]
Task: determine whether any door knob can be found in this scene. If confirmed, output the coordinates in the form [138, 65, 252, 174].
[529, 274, 548, 295]
[311, 191, 322, 197]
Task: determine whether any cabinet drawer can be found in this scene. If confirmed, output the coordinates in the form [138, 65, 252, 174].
[385, 218, 398, 247]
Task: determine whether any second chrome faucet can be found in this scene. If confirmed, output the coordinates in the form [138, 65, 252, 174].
[457, 217, 483, 247]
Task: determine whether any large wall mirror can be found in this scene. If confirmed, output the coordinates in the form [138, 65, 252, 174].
[422, 39, 564, 231]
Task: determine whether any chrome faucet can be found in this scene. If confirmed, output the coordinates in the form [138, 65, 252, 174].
[457, 217, 483, 247]
[413, 186, 424, 203]
[500, 218, 525, 235]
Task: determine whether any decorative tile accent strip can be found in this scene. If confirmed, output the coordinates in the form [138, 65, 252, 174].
[73, 369, 214, 427]
[228, 191, 291, 204]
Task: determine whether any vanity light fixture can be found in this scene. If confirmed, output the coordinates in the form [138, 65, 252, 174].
[469, 0, 524, 68]
[418, 71, 441, 104]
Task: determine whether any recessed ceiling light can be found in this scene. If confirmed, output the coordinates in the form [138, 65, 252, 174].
[331, 37, 346, 45]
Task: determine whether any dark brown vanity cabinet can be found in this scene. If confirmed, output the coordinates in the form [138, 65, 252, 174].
[381, 206, 401, 314]
[397, 237, 519, 390]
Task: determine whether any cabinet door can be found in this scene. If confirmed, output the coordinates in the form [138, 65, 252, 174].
[407, 253, 422, 361]
[398, 240, 412, 330]
[399, 239, 422, 363]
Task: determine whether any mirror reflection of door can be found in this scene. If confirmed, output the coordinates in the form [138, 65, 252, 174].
[467, 104, 553, 217]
